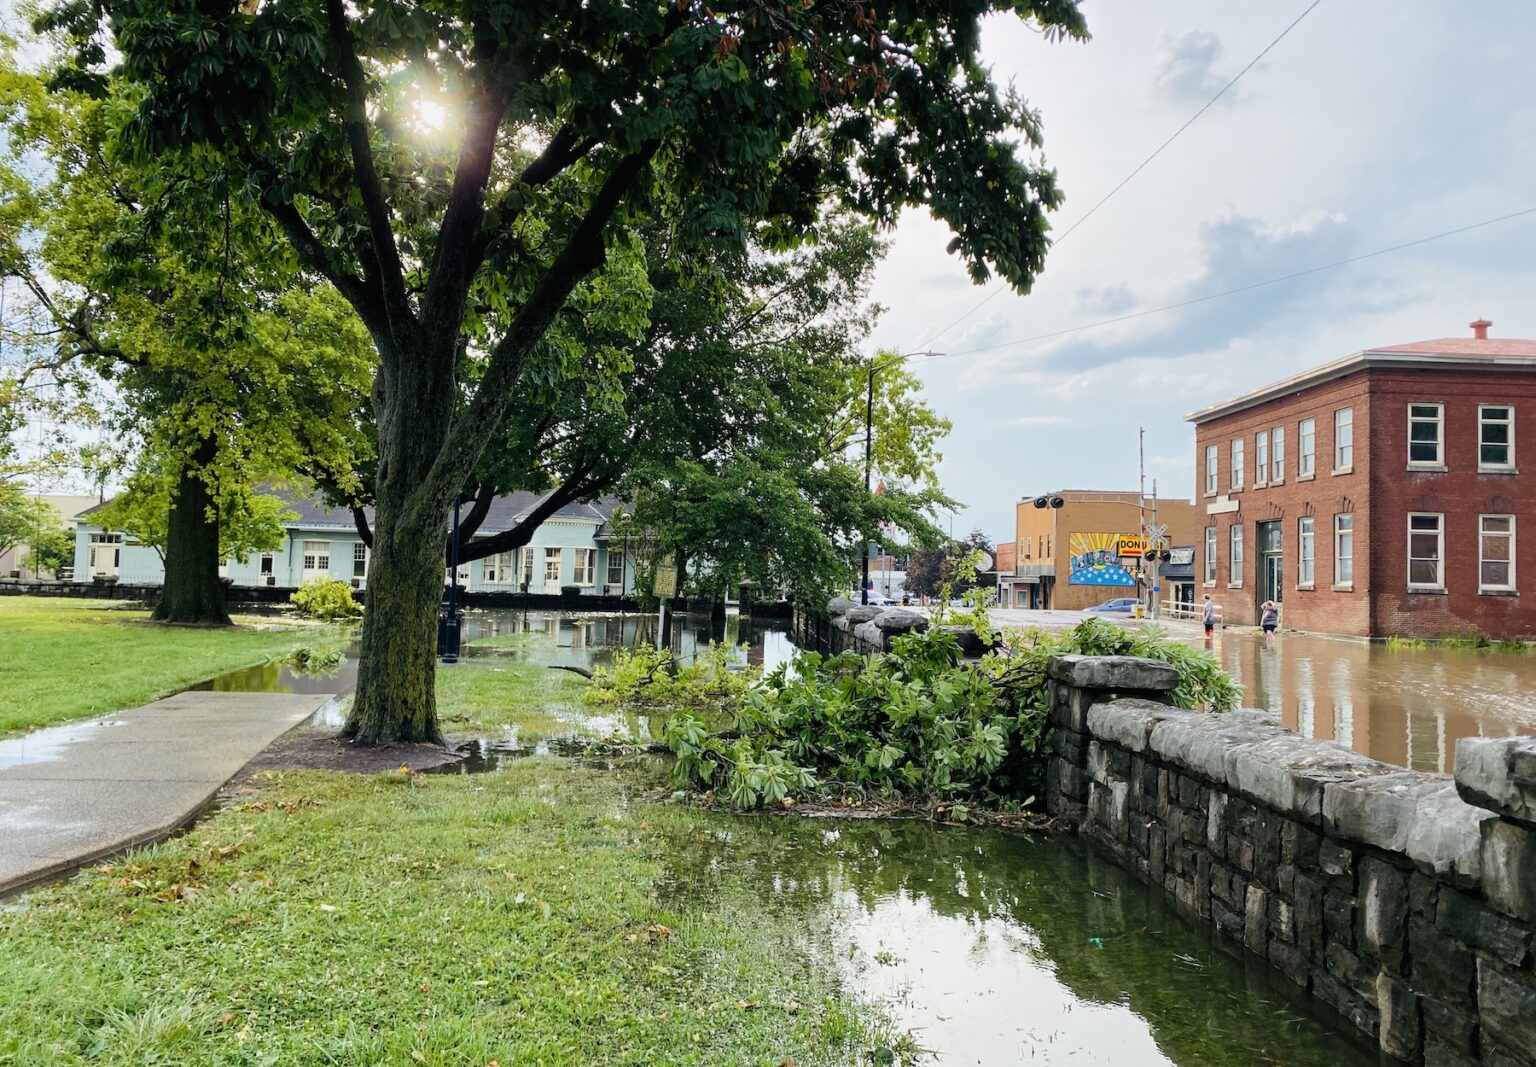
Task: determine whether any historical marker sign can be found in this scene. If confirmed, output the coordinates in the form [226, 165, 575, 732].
[653, 561, 678, 599]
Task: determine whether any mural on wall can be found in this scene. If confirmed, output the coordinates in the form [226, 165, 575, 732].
[1068, 532, 1138, 586]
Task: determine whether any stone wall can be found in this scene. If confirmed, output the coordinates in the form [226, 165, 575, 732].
[1044, 653, 1536, 1066]
[797, 597, 987, 657]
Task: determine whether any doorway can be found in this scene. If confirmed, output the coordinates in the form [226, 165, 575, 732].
[1257, 520, 1283, 609]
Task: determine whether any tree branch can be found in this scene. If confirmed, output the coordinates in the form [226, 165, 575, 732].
[456, 467, 611, 564]
[323, 0, 413, 338]
[417, 141, 661, 520]
[451, 480, 498, 546]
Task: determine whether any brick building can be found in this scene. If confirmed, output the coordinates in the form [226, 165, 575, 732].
[1186, 319, 1536, 638]
[998, 489, 1198, 611]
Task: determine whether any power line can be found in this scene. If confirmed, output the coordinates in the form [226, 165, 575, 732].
[940, 206, 1536, 358]
[916, 0, 1325, 350]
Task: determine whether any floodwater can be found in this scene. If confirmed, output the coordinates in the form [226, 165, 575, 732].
[140, 610, 1391, 1062]
[1208, 629, 1536, 773]
[669, 817, 1382, 1066]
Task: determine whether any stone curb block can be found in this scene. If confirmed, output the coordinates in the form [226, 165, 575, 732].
[1046, 654, 1180, 692]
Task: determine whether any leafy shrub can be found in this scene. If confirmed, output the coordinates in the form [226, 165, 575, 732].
[661, 618, 1240, 811]
[285, 642, 345, 673]
[586, 643, 759, 714]
[289, 577, 362, 620]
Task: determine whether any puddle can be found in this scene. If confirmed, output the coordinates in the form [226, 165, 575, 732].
[665, 818, 1383, 1066]
[425, 736, 600, 775]
[0, 718, 130, 768]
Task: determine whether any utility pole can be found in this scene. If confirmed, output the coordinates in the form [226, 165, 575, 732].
[1138, 427, 1147, 617]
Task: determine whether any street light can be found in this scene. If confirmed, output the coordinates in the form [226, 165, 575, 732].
[862, 349, 943, 605]
[437, 495, 463, 663]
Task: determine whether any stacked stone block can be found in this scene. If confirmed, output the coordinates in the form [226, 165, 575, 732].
[1045, 654, 1536, 1066]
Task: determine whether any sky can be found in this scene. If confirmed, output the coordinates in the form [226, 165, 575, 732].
[866, 0, 1536, 543]
[7, 2, 1535, 539]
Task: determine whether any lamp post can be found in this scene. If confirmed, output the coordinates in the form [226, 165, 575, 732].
[862, 349, 943, 604]
[437, 496, 463, 663]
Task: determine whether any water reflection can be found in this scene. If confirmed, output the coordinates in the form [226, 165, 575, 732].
[458, 609, 797, 674]
[1210, 630, 1536, 772]
[666, 818, 1382, 1066]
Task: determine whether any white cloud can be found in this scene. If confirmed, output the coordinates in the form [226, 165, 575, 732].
[1154, 31, 1232, 104]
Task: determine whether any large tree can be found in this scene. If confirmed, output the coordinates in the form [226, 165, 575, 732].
[44, 0, 1088, 743]
[0, 49, 374, 623]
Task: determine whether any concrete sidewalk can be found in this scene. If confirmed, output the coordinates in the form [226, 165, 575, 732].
[0, 690, 334, 896]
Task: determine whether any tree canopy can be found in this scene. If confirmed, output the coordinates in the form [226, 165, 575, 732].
[37, 0, 1091, 742]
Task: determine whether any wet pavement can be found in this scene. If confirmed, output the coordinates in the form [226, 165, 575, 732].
[0, 690, 334, 896]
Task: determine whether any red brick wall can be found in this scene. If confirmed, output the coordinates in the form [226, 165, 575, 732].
[1193, 372, 1372, 633]
[1367, 369, 1536, 639]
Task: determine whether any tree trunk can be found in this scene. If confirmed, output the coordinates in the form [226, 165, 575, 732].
[344, 350, 455, 746]
[345, 508, 446, 744]
[152, 444, 231, 626]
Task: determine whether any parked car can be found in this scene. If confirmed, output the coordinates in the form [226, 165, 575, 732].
[1086, 597, 1138, 614]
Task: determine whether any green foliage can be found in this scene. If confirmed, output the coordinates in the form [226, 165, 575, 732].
[23, 519, 75, 575]
[93, 466, 294, 563]
[586, 644, 760, 716]
[284, 642, 344, 673]
[1385, 634, 1532, 654]
[662, 619, 1240, 811]
[288, 577, 361, 621]
[0, 484, 72, 573]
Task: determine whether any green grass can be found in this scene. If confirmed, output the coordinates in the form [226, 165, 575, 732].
[435, 661, 594, 741]
[0, 597, 341, 735]
[0, 761, 886, 1065]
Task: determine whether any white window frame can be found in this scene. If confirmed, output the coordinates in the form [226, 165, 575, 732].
[351, 541, 370, 588]
[1298, 417, 1316, 478]
[483, 550, 517, 584]
[606, 550, 625, 587]
[301, 540, 331, 577]
[1255, 430, 1270, 485]
[543, 547, 562, 584]
[1479, 404, 1516, 472]
[1272, 426, 1285, 482]
[1334, 514, 1354, 587]
[1298, 516, 1315, 587]
[521, 547, 535, 588]
[1229, 524, 1244, 586]
[1231, 438, 1245, 490]
[1407, 403, 1444, 468]
[573, 547, 595, 586]
[1407, 513, 1444, 591]
[1204, 526, 1217, 584]
[1334, 407, 1354, 472]
[259, 552, 276, 587]
[1204, 444, 1218, 494]
[1479, 514, 1516, 593]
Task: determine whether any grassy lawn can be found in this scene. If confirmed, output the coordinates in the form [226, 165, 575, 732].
[0, 597, 341, 736]
[0, 761, 885, 1065]
[435, 660, 594, 741]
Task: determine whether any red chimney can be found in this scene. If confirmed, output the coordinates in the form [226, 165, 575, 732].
[1470, 317, 1492, 340]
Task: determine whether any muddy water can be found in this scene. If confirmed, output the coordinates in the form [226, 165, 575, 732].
[1209, 629, 1536, 773]
[670, 817, 1382, 1066]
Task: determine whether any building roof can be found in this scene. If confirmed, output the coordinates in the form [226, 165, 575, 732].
[1185, 328, 1536, 425]
[80, 486, 625, 536]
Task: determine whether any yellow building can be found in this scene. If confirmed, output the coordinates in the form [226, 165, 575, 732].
[998, 490, 1199, 611]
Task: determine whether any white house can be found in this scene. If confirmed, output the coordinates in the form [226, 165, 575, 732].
[72, 488, 636, 595]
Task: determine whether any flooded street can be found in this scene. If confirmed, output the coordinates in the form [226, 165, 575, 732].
[1209, 629, 1536, 773]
